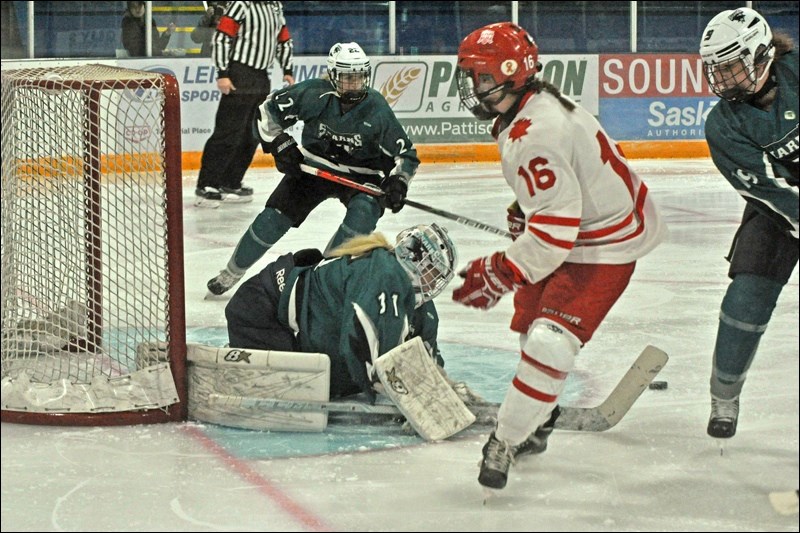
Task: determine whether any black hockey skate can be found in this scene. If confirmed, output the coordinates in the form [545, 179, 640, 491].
[514, 405, 561, 458]
[478, 432, 514, 490]
[707, 395, 739, 438]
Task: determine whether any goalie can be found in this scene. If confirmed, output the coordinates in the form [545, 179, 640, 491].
[223, 223, 476, 405]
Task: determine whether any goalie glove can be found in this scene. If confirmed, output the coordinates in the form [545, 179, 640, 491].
[507, 200, 525, 241]
[269, 132, 303, 177]
[452, 251, 523, 310]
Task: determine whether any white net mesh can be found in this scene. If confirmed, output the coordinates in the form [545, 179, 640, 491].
[1, 65, 184, 419]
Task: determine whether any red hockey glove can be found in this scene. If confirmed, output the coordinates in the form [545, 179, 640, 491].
[506, 201, 525, 241]
[452, 252, 522, 310]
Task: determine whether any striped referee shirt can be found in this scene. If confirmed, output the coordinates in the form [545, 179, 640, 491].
[213, 1, 293, 77]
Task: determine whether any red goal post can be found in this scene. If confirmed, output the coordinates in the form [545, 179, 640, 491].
[1, 64, 187, 425]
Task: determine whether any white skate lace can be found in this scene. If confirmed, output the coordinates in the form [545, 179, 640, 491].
[483, 436, 514, 471]
[710, 395, 739, 422]
[213, 269, 242, 288]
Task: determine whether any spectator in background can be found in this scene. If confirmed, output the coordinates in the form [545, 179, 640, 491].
[121, 1, 175, 57]
[191, 2, 227, 57]
[194, 1, 294, 207]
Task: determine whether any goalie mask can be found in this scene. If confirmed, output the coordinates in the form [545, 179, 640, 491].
[327, 42, 372, 105]
[700, 8, 774, 102]
[456, 22, 541, 120]
[394, 223, 457, 308]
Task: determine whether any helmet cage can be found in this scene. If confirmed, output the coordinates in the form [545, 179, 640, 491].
[700, 8, 774, 102]
[456, 69, 514, 120]
[327, 42, 372, 105]
[704, 47, 772, 101]
[394, 223, 457, 308]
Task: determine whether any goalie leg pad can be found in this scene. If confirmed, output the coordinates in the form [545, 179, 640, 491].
[187, 343, 331, 432]
[497, 319, 580, 445]
[373, 337, 476, 441]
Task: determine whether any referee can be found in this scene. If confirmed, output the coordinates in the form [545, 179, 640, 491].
[195, 1, 295, 207]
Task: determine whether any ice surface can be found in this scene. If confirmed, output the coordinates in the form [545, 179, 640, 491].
[2, 160, 797, 532]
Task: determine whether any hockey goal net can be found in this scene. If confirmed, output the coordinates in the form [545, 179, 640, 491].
[1, 64, 187, 425]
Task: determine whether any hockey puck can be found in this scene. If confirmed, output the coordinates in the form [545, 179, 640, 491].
[649, 381, 668, 390]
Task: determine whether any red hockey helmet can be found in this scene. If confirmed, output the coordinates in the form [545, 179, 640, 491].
[457, 22, 541, 120]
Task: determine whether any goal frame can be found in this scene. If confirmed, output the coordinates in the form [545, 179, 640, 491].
[0, 65, 187, 426]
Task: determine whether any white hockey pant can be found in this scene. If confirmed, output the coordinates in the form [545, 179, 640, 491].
[496, 318, 581, 445]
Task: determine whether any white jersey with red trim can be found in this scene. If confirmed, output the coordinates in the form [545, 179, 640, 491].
[498, 90, 667, 284]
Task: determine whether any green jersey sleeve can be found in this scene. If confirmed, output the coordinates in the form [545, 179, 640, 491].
[409, 301, 443, 367]
[261, 79, 420, 182]
[704, 53, 799, 238]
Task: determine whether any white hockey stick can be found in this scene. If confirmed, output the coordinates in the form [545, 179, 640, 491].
[553, 344, 668, 431]
[769, 490, 799, 516]
[210, 345, 668, 432]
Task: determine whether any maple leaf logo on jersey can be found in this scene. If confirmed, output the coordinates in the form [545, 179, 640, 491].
[509, 118, 531, 142]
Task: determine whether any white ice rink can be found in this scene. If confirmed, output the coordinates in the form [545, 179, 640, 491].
[2, 159, 798, 532]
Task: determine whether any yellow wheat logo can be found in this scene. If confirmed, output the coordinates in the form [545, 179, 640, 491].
[379, 67, 422, 107]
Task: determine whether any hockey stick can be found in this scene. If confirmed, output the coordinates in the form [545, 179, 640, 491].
[210, 344, 668, 432]
[553, 344, 668, 431]
[299, 164, 513, 239]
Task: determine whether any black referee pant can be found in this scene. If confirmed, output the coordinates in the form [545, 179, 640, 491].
[197, 61, 271, 191]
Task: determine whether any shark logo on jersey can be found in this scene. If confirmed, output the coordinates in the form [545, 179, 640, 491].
[318, 123, 362, 156]
[223, 349, 252, 363]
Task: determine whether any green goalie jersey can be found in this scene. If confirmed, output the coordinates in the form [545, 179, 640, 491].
[261, 78, 420, 183]
[704, 50, 799, 238]
[277, 248, 440, 398]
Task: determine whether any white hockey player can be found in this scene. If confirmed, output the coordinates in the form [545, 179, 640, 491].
[451, 22, 667, 490]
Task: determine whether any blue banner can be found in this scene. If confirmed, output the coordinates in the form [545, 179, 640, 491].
[600, 97, 718, 141]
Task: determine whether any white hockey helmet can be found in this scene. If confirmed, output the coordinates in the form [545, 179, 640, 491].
[699, 7, 774, 102]
[394, 223, 457, 308]
[327, 42, 372, 105]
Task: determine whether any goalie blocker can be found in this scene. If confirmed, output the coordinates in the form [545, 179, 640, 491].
[188, 337, 475, 440]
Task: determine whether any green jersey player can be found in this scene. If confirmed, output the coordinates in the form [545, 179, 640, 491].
[700, 7, 798, 439]
[208, 41, 419, 297]
[224, 224, 457, 399]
